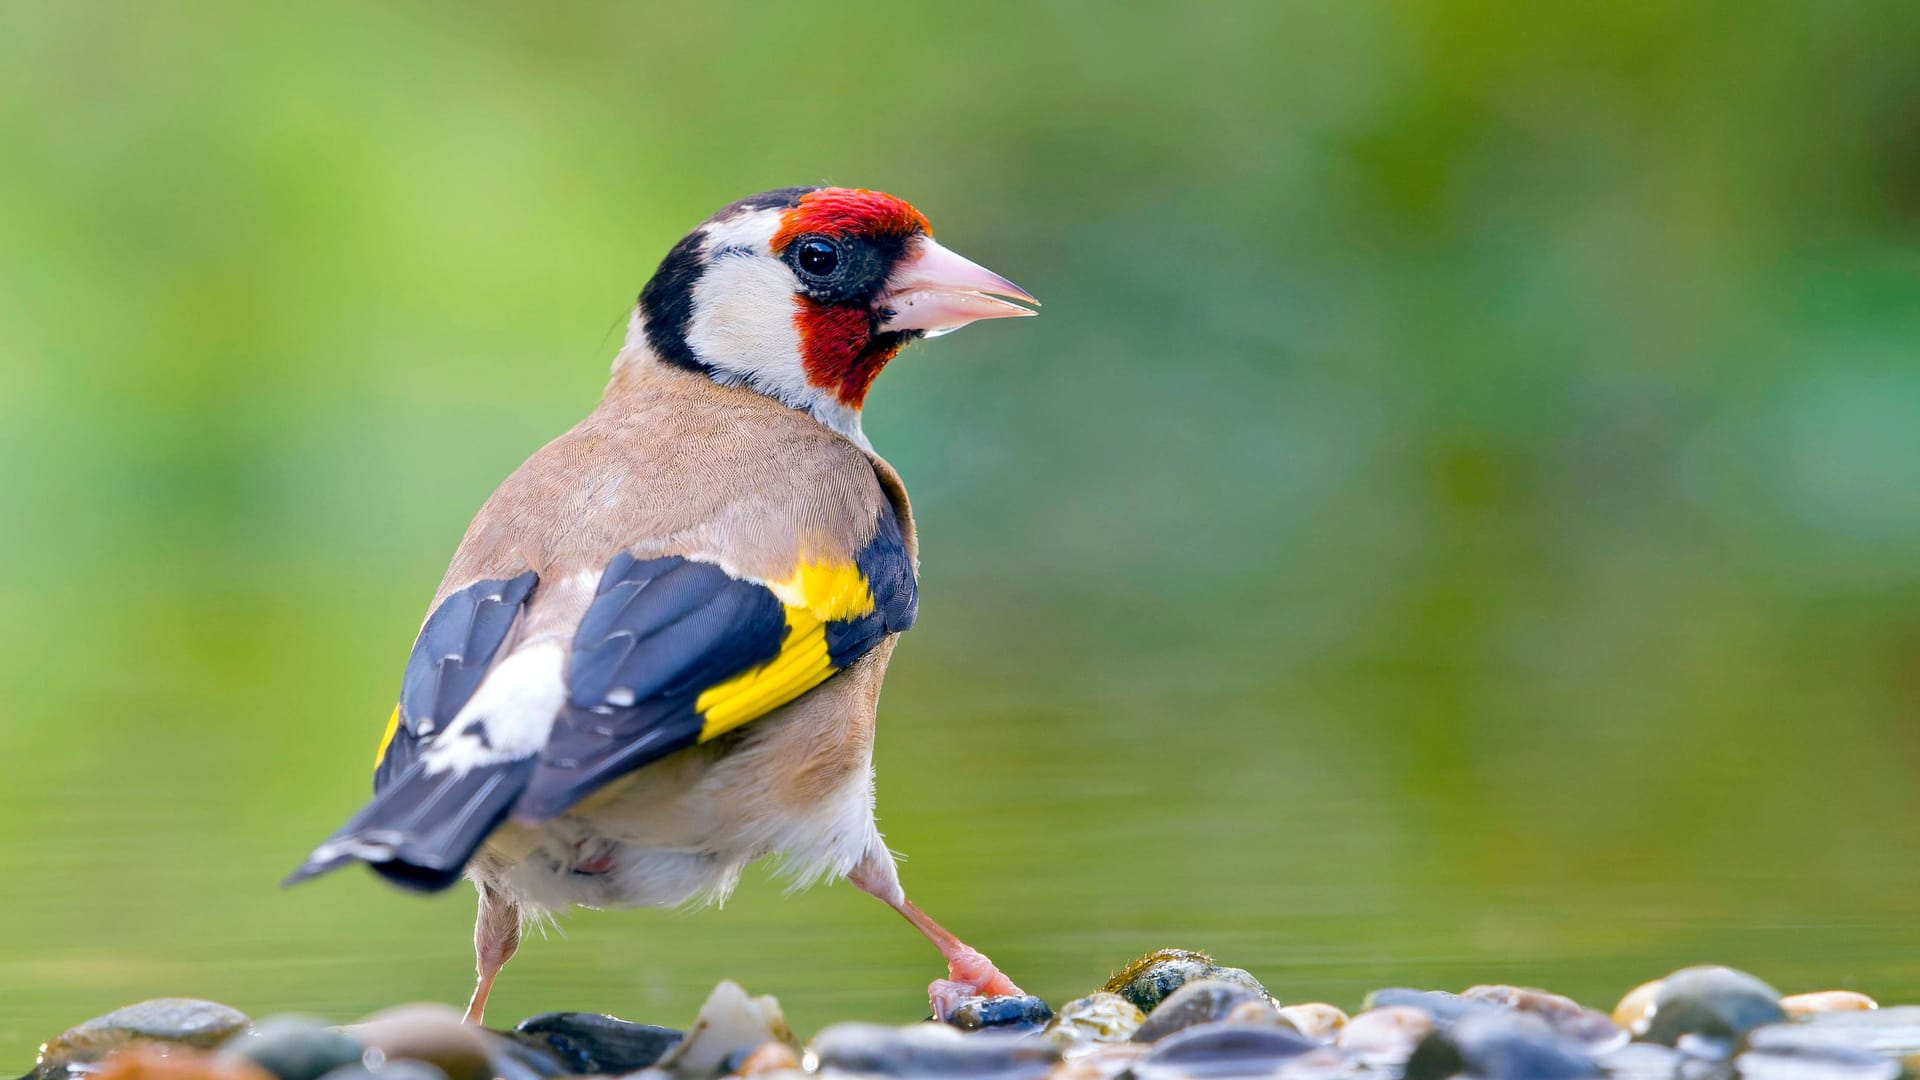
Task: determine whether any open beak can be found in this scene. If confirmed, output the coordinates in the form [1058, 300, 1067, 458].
[877, 237, 1039, 337]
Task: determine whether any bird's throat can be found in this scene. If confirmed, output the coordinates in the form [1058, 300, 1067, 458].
[794, 300, 909, 408]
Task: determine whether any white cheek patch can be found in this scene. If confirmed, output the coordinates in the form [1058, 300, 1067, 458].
[685, 256, 812, 399]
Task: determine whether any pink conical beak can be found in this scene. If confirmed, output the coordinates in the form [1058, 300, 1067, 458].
[877, 237, 1039, 337]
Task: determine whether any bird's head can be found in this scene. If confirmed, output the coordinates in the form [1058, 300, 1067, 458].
[631, 186, 1036, 443]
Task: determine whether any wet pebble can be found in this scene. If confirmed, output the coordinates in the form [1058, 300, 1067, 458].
[507, 1011, 682, 1074]
[943, 993, 1054, 1032]
[89, 1046, 275, 1080]
[1045, 993, 1144, 1047]
[1781, 990, 1878, 1017]
[1275, 1003, 1347, 1042]
[1593, 1040, 1684, 1080]
[1101, 949, 1272, 1014]
[1640, 965, 1785, 1047]
[655, 980, 795, 1077]
[218, 1016, 363, 1080]
[1130, 1020, 1318, 1079]
[733, 1039, 801, 1075]
[1363, 988, 1506, 1029]
[1750, 1007, 1920, 1058]
[1612, 978, 1664, 1033]
[315, 1064, 447, 1080]
[36, 998, 253, 1076]
[1131, 979, 1282, 1043]
[347, 1005, 491, 1080]
[1459, 984, 1624, 1051]
[1336, 1005, 1433, 1065]
[811, 1021, 1060, 1077]
[1402, 1012, 1600, 1080]
[1736, 1040, 1900, 1080]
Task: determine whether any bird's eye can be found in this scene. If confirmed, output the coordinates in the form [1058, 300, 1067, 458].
[795, 237, 840, 278]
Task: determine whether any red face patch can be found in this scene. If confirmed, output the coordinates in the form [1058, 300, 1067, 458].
[771, 188, 931, 254]
[794, 299, 907, 408]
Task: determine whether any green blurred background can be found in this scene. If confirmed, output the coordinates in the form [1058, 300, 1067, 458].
[4, 0, 1920, 1064]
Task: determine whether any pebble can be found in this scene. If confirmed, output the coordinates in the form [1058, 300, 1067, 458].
[1101, 948, 1273, 1013]
[346, 1005, 491, 1080]
[1131, 978, 1282, 1043]
[1753, 1007, 1920, 1057]
[1336, 1005, 1433, 1064]
[1782, 990, 1879, 1017]
[1737, 1041, 1900, 1080]
[218, 1016, 363, 1080]
[88, 1046, 276, 1080]
[1276, 1003, 1347, 1041]
[36, 998, 253, 1076]
[1640, 965, 1786, 1046]
[1130, 1020, 1318, 1079]
[1593, 1041, 1685, 1080]
[507, 1011, 683, 1074]
[1403, 1012, 1600, 1080]
[732, 1040, 801, 1075]
[810, 1021, 1061, 1077]
[315, 1064, 447, 1080]
[1612, 978, 1664, 1032]
[1459, 984, 1625, 1051]
[942, 993, 1054, 1032]
[654, 980, 795, 1077]
[1046, 992, 1144, 1048]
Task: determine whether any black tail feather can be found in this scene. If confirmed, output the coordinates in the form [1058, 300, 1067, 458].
[285, 757, 534, 893]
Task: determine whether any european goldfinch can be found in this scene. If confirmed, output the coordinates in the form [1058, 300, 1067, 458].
[288, 187, 1037, 1025]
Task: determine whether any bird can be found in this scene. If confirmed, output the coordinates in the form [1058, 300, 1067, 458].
[286, 186, 1038, 1026]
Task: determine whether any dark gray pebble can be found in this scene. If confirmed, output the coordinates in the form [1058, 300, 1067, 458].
[1641, 966, 1785, 1047]
[942, 994, 1054, 1032]
[1134, 1020, 1319, 1077]
[220, 1017, 363, 1080]
[1132, 979, 1278, 1043]
[506, 1011, 682, 1073]
[1403, 1013, 1599, 1080]
[811, 1022, 1061, 1077]
[1103, 948, 1274, 1014]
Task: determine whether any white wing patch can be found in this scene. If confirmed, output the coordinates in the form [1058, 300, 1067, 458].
[421, 641, 567, 775]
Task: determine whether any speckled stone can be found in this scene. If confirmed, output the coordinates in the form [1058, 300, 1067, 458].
[1640, 965, 1786, 1047]
[1045, 993, 1145, 1047]
[1132, 979, 1283, 1043]
[942, 994, 1054, 1033]
[36, 998, 252, 1076]
[1101, 949, 1273, 1014]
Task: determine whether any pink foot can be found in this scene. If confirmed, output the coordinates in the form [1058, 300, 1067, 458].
[928, 946, 1024, 1020]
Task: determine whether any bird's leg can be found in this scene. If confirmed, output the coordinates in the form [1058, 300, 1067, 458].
[849, 848, 1023, 1021]
[464, 882, 520, 1026]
